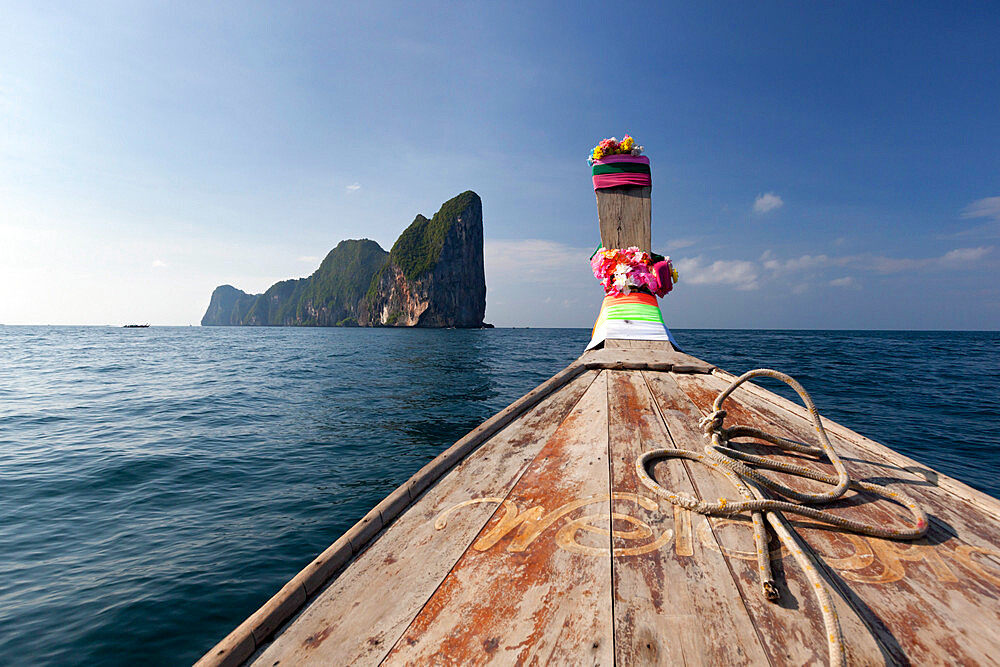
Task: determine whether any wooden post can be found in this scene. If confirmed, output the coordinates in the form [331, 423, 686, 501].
[596, 185, 651, 252]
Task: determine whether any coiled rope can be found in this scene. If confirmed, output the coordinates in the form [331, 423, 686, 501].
[634, 369, 929, 667]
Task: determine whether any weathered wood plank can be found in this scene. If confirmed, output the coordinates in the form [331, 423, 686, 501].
[618, 339, 677, 351]
[596, 185, 652, 251]
[643, 371, 887, 665]
[676, 371, 1000, 665]
[605, 338, 678, 351]
[580, 346, 714, 374]
[249, 370, 600, 666]
[607, 370, 771, 665]
[383, 372, 614, 665]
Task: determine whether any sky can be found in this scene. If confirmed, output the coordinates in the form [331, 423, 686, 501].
[1, 2, 998, 329]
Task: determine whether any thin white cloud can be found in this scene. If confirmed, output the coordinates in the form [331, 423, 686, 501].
[961, 197, 1000, 220]
[151, 259, 167, 268]
[939, 246, 992, 264]
[674, 256, 759, 290]
[345, 183, 361, 192]
[482, 239, 598, 327]
[297, 255, 320, 263]
[753, 192, 784, 214]
[764, 247, 992, 275]
[484, 240, 990, 315]
[665, 238, 697, 250]
[829, 276, 858, 288]
[763, 254, 833, 274]
[867, 246, 992, 273]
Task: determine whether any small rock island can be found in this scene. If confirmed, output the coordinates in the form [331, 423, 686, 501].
[201, 191, 487, 328]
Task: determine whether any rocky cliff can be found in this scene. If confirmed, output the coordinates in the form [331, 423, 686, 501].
[201, 285, 257, 326]
[200, 191, 486, 328]
[359, 191, 485, 327]
[201, 239, 388, 327]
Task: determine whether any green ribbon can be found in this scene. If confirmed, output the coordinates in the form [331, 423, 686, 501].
[592, 162, 651, 176]
[603, 305, 664, 322]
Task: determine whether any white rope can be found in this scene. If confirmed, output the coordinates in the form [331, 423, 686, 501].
[635, 369, 929, 667]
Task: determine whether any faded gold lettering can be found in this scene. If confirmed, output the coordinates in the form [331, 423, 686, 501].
[949, 545, 1000, 587]
[804, 529, 874, 573]
[844, 538, 958, 584]
[434, 497, 507, 531]
[435, 493, 666, 556]
[697, 517, 787, 562]
[556, 512, 674, 556]
[434, 494, 1000, 591]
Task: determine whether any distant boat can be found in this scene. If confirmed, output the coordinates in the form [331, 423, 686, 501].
[122, 324, 150, 328]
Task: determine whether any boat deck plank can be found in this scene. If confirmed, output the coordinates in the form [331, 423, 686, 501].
[382, 371, 615, 665]
[249, 370, 600, 666]
[608, 370, 771, 665]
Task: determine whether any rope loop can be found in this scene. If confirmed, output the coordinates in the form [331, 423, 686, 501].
[635, 369, 929, 667]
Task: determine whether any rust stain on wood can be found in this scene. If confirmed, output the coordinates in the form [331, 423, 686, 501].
[382, 372, 614, 665]
[250, 371, 599, 666]
[239, 360, 1000, 666]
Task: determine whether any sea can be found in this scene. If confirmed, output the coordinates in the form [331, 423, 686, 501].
[0, 326, 997, 665]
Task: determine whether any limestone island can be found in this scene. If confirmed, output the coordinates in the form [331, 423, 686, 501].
[201, 191, 488, 328]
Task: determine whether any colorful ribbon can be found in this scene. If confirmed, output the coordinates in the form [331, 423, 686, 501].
[592, 155, 651, 191]
[585, 292, 675, 350]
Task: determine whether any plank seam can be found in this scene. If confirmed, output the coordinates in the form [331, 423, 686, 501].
[640, 370, 775, 667]
[195, 362, 594, 667]
[606, 369, 618, 665]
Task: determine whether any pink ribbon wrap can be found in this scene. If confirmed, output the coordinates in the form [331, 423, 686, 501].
[592, 154, 651, 191]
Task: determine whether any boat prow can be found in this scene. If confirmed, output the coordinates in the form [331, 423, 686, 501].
[197, 339, 1000, 666]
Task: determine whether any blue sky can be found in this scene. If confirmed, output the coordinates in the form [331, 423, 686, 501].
[1, 2, 997, 328]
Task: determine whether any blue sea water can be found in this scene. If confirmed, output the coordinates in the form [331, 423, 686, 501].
[0, 326, 997, 665]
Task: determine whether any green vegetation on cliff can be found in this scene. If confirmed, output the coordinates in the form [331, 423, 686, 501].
[201, 285, 257, 326]
[297, 239, 389, 324]
[390, 191, 480, 281]
[365, 190, 481, 304]
[243, 277, 307, 325]
[202, 239, 388, 326]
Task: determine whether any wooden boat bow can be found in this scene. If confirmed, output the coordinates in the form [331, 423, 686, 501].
[196, 152, 1000, 666]
[195, 338, 1000, 666]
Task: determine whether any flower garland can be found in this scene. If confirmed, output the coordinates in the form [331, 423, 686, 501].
[588, 135, 644, 165]
[591, 246, 678, 297]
